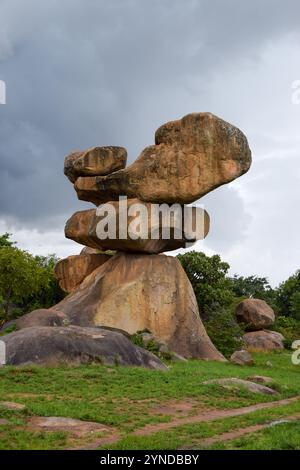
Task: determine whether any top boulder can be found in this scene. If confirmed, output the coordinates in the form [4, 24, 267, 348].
[74, 113, 251, 205]
[64, 146, 127, 183]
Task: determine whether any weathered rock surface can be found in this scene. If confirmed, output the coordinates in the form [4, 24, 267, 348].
[1, 325, 167, 369]
[246, 375, 275, 385]
[230, 350, 253, 366]
[74, 113, 251, 205]
[235, 299, 275, 331]
[80, 246, 100, 255]
[52, 253, 225, 361]
[16, 309, 68, 330]
[65, 200, 209, 253]
[243, 330, 284, 351]
[64, 146, 127, 183]
[27, 416, 112, 437]
[54, 253, 111, 293]
[203, 378, 277, 395]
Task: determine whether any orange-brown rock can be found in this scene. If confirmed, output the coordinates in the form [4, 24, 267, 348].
[52, 253, 225, 360]
[75, 113, 251, 205]
[54, 253, 111, 293]
[235, 299, 275, 331]
[243, 330, 284, 351]
[65, 199, 210, 253]
[64, 146, 127, 183]
[80, 246, 100, 255]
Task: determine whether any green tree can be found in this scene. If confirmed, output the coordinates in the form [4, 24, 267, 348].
[177, 251, 234, 319]
[276, 270, 300, 319]
[0, 233, 16, 248]
[229, 274, 276, 309]
[0, 246, 46, 322]
[24, 254, 65, 311]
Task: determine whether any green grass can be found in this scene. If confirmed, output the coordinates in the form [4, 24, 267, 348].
[0, 351, 299, 449]
[208, 421, 300, 450]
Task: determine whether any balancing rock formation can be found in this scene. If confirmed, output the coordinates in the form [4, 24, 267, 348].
[48, 112, 252, 361]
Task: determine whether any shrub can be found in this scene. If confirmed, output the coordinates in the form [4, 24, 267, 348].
[273, 316, 300, 344]
[204, 307, 244, 358]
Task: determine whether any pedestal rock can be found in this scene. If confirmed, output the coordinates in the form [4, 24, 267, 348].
[52, 253, 225, 360]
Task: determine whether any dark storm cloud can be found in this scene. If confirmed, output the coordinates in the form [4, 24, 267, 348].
[0, 0, 300, 283]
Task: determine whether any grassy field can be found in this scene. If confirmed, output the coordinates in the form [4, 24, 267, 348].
[0, 351, 300, 450]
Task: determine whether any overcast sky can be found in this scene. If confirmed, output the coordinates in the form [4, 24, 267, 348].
[0, 0, 299, 286]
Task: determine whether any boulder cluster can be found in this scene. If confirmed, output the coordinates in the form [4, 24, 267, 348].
[235, 299, 284, 351]
[1, 112, 253, 367]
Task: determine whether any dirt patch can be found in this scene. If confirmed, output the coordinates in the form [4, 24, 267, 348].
[133, 397, 299, 436]
[151, 399, 202, 417]
[0, 401, 26, 411]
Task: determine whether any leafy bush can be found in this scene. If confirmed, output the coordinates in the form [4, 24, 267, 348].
[273, 316, 300, 344]
[204, 307, 244, 358]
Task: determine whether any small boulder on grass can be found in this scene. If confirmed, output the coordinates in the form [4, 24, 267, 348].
[230, 349, 253, 366]
[203, 378, 278, 395]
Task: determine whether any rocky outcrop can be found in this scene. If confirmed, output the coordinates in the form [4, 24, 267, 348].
[235, 299, 275, 331]
[1, 326, 167, 369]
[243, 330, 284, 351]
[54, 253, 111, 293]
[65, 200, 209, 253]
[64, 146, 127, 183]
[75, 113, 251, 205]
[16, 309, 68, 330]
[52, 253, 225, 361]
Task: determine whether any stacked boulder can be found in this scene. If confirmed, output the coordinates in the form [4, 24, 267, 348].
[235, 299, 284, 351]
[2, 112, 252, 366]
[50, 112, 251, 360]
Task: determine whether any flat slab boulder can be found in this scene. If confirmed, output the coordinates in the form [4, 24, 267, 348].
[75, 113, 251, 205]
[0, 325, 167, 370]
[65, 200, 209, 254]
[52, 253, 225, 361]
[16, 309, 68, 330]
[64, 146, 127, 183]
[54, 253, 111, 293]
[243, 330, 284, 351]
[203, 378, 277, 395]
[235, 299, 275, 331]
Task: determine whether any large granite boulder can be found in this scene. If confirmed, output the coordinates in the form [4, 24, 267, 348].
[243, 330, 284, 351]
[16, 309, 68, 330]
[64, 146, 127, 183]
[54, 253, 111, 293]
[0, 325, 167, 369]
[75, 113, 251, 205]
[52, 253, 225, 361]
[235, 299, 275, 331]
[65, 200, 209, 253]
